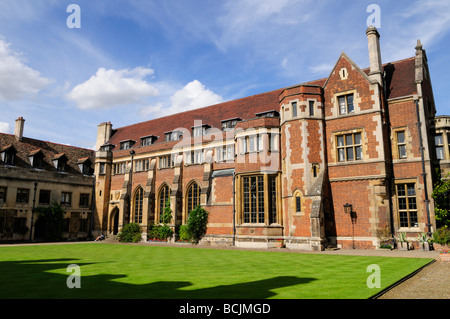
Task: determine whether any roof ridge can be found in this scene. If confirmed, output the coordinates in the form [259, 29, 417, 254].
[113, 87, 285, 131]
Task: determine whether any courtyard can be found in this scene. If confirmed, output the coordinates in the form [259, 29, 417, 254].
[0, 242, 435, 299]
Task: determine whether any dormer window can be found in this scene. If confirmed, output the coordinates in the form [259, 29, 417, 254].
[120, 140, 135, 150]
[100, 143, 115, 152]
[77, 157, 92, 175]
[221, 118, 241, 131]
[1, 145, 17, 166]
[255, 110, 280, 118]
[28, 149, 44, 169]
[192, 124, 210, 137]
[52, 153, 67, 171]
[164, 131, 182, 142]
[141, 135, 157, 146]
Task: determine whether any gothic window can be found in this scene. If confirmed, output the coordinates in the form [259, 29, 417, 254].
[158, 184, 171, 223]
[134, 187, 143, 224]
[186, 182, 201, 214]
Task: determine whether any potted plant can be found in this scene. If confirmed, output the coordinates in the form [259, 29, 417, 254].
[274, 238, 285, 248]
[417, 232, 430, 251]
[396, 232, 409, 251]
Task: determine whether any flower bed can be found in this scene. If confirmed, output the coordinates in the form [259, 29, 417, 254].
[440, 250, 450, 262]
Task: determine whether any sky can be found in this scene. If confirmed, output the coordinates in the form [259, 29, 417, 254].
[0, 0, 449, 150]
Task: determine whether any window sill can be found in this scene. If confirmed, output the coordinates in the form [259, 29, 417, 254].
[397, 227, 421, 233]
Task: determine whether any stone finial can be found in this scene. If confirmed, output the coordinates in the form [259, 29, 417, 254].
[415, 39, 423, 51]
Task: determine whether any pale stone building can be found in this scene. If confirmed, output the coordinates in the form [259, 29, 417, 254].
[0, 117, 95, 241]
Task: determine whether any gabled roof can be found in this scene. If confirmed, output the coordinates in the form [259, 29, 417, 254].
[322, 52, 372, 88]
[107, 56, 417, 155]
[0, 133, 94, 174]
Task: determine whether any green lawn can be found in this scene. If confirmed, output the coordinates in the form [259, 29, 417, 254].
[0, 243, 432, 299]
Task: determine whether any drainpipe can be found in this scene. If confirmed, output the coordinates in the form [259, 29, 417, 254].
[232, 171, 236, 246]
[29, 181, 38, 241]
[414, 97, 432, 235]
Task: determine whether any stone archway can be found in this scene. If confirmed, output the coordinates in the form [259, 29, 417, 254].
[110, 207, 120, 235]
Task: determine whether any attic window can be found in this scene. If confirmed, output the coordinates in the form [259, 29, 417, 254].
[28, 149, 44, 169]
[52, 153, 67, 171]
[120, 140, 135, 150]
[164, 131, 182, 142]
[100, 143, 114, 152]
[192, 124, 210, 137]
[77, 158, 92, 175]
[221, 118, 241, 131]
[141, 135, 157, 147]
[1, 145, 17, 166]
[255, 110, 280, 118]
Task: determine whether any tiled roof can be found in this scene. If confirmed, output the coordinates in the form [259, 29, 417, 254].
[108, 88, 284, 154]
[107, 57, 417, 154]
[0, 133, 94, 175]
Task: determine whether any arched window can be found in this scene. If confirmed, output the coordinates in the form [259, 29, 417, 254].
[186, 182, 201, 214]
[158, 184, 171, 223]
[134, 187, 143, 224]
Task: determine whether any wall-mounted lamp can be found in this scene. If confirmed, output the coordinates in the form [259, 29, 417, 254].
[343, 203, 353, 214]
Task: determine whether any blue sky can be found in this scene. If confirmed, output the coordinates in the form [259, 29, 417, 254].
[0, 0, 449, 149]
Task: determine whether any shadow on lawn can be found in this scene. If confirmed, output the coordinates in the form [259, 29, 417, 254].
[0, 258, 317, 299]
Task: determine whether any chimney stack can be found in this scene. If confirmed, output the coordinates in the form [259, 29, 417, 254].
[14, 117, 25, 141]
[366, 26, 383, 86]
[96, 121, 113, 150]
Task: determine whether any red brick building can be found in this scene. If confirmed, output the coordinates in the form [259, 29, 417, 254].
[94, 27, 442, 250]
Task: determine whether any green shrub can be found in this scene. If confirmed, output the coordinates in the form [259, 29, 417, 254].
[161, 199, 173, 225]
[118, 223, 142, 243]
[34, 202, 65, 242]
[186, 205, 209, 244]
[432, 227, 450, 245]
[148, 223, 173, 240]
[432, 171, 450, 228]
[178, 225, 190, 241]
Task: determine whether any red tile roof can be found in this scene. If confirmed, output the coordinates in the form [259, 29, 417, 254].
[108, 88, 284, 154]
[107, 57, 417, 154]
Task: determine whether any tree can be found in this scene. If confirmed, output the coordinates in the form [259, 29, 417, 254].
[34, 202, 65, 242]
[432, 170, 450, 228]
[186, 205, 209, 244]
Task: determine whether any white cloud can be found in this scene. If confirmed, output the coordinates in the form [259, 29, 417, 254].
[66, 67, 159, 110]
[309, 63, 334, 75]
[0, 38, 52, 100]
[140, 80, 224, 118]
[0, 122, 10, 134]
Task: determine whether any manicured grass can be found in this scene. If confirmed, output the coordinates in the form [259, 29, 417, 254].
[0, 243, 432, 299]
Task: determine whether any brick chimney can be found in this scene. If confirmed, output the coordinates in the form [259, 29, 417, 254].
[14, 117, 25, 141]
[366, 26, 383, 86]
